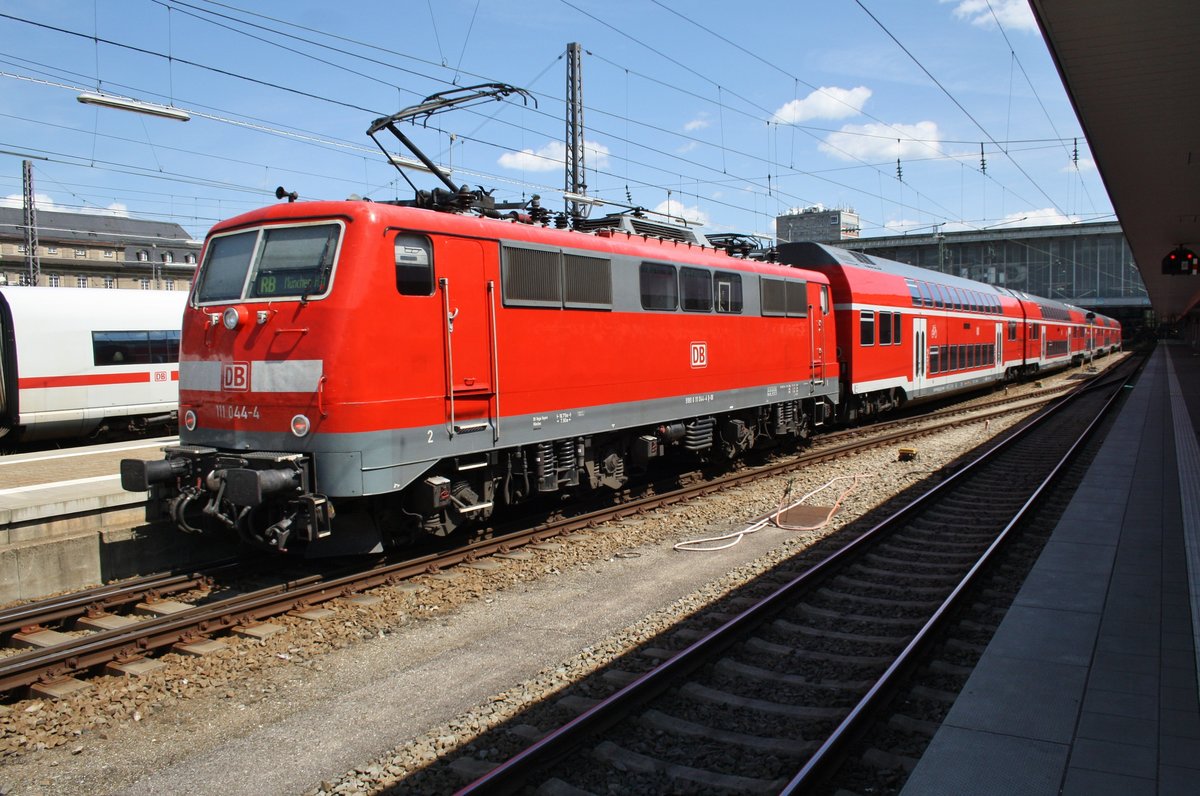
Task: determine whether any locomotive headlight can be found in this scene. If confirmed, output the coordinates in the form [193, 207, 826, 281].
[290, 414, 311, 437]
[222, 306, 247, 330]
[183, 409, 197, 431]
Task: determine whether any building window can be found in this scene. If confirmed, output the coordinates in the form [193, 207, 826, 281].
[140, 278, 151, 290]
[19, 272, 32, 286]
[77, 276, 89, 288]
[74, 248, 87, 258]
[49, 274, 61, 287]
[104, 276, 115, 289]
[162, 252, 174, 263]
[16, 244, 26, 254]
[103, 250, 114, 259]
[185, 253, 196, 264]
[165, 279, 175, 291]
[47, 246, 59, 255]
[137, 250, 150, 262]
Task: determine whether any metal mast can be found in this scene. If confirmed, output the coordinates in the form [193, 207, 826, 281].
[565, 42, 587, 218]
[22, 160, 40, 286]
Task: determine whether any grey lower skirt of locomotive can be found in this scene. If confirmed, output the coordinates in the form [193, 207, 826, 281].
[119, 399, 822, 555]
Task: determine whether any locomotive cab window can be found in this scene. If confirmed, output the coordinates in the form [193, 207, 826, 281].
[639, 263, 678, 311]
[395, 235, 434, 296]
[248, 224, 340, 299]
[195, 222, 343, 303]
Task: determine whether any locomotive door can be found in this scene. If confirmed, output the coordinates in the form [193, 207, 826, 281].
[913, 317, 927, 391]
[810, 284, 830, 386]
[435, 235, 497, 439]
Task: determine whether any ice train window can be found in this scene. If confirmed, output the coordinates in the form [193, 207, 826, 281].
[396, 235, 434, 296]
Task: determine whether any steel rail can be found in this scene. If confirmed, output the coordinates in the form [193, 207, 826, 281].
[453, 353, 1141, 795]
[0, 359, 1123, 696]
[780, 352, 1138, 792]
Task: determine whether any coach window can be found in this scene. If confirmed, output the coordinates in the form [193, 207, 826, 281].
[714, 271, 743, 313]
[879, 311, 892, 345]
[860, 311, 876, 346]
[1008, 320, 1017, 341]
[917, 281, 934, 307]
[680, 267, 712, 312]
[929, 345, 941, 374]
[1030, 322, 1040, 339]
[893, 312, 901, 344]
[950, 288, 963, 310]
[819, 284, 829, 314]
[906, 279, 921, 307]
[640, 263, 678, 310]
[395, 235, 434, 296]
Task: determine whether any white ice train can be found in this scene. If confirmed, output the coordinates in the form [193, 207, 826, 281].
[0, 286, 187, 443]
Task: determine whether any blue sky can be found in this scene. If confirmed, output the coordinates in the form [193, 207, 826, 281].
[0, 0, 1112, 242]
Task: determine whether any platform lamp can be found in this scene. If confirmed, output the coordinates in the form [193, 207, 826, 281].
[76, 92, 191, 122]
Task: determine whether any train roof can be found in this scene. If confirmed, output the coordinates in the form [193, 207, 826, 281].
[777, 241, 1118, 325]
[209, 199, 830, 283]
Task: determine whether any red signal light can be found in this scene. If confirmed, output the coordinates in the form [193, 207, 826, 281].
[1163, 245, 1199, 275]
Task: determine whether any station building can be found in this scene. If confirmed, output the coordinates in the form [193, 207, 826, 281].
[0, 206, 200, 291]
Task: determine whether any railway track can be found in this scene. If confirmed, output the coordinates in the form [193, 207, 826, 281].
[0, 359, 1118, 701]
[452, 354, 1141, 794]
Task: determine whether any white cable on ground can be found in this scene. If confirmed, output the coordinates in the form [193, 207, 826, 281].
[673, 473, 872, 552]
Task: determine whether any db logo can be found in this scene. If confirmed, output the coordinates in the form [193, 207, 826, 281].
[222, 362, 250, 392]
[690, 341, 708, 369]
[153, 371, 168, 382]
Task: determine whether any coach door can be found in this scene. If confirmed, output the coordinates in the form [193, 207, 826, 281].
[435, 236, 497, 440]
[913, 317, 927, 391]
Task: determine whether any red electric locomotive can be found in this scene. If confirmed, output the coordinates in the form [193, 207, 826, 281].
[121, 200, 840, 553]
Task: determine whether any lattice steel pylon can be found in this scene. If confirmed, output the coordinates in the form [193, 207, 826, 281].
[565, 42, 588, 218]
[22, 160, 40, 286]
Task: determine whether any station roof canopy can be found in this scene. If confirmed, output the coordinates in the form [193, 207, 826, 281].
[1029, 0, 1200, 320]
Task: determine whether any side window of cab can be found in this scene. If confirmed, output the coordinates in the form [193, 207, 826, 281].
[395, 234, 434, 296]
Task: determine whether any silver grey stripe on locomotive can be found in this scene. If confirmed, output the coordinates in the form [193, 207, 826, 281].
[182, 376, 840, 498]
[180, 360, 324, 393]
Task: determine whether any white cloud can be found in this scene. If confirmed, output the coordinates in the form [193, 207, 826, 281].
[1061, 157, 1096, 173]
[819, 121, 943, 161]
[684, 114, 711, 132]
[945, 0, 1038, 33]
[1, 193, 129, 216]
[653, 199, 709, 228]
[497, 140, 610, 172]
[772, 86, 872, 124]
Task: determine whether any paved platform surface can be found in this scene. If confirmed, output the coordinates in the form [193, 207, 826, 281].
[0, 436, 172, 531]
[904, 342, 1200, 795]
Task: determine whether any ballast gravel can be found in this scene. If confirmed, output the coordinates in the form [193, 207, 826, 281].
[0, 360, 1122, 795]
